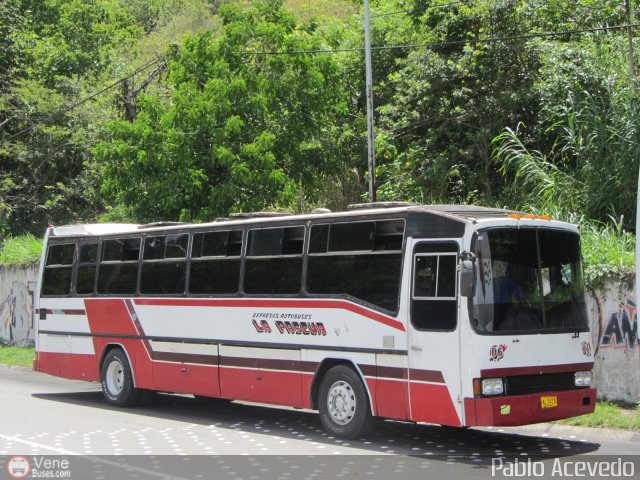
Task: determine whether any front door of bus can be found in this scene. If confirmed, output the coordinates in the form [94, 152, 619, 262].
[407, 241, 462, 426]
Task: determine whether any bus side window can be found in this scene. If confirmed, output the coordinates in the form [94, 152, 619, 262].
[414, 256, 437, 297]
[189, 230, 242, 295]
[42, 243, 75, 296]
[97, 238, 141, 295]
[307, 220, 404, 312]
[328, 222, 375, 251]
[75, 243, 98, 295]
[140, 234, 188, 295]
[244, 226, 304, 295]
[374, 219, 404, 251]
[411, 247, 458, 331]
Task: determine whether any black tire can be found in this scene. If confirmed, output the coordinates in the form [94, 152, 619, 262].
[100, 349, 141, 407]
[318, 365, 374, 439]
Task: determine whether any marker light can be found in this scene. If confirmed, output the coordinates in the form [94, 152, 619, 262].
[506, 213, 553, 220]
[574, 371, 592, 387]
[481, 378, 504, 396]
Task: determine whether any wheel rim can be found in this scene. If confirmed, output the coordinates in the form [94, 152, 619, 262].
[105, 358, 125, 396]
[326, 380, 356, 425]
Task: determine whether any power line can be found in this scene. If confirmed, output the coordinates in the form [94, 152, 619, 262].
[242, 22, 640, 56]
[2, 56, 166, 144]
[4, 20, 638, 144]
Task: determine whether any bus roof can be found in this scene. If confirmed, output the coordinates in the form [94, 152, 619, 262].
[49, 224, 140, 237]
[46, 204, 530, 238]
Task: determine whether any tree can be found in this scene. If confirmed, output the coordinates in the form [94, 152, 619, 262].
[376, 0, 542, 204]
[98, 0, 349, 222]
[0, 0, 141, 235]
[493, 33, 640, 224]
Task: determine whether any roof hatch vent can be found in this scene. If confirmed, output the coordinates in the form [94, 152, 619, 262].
[346, 201, 419, 210]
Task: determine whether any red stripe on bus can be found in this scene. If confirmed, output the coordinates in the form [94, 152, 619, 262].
[134, 298, 406, 332]
[410, 383, 461, 426]
[363, 366, 445, 383]
[375, 378, 409, 420]
[151, 362, 220, 397]
[124, 299, 221, 368]
[36, 352, 99, 381]
[219, 366, 305, 407]
[124, 299, 155, 361]
[220, 356, 318, 373]
[409, 368, 445, 384]
[152, 351, 218, 365]
[359, 364, 377, 377]
[85, 299, 138, 336]
[376, 365, 407, 380]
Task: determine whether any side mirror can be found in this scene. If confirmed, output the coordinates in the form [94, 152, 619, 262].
[459, 257, 476, 298]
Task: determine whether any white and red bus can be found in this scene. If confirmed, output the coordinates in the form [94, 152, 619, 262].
[33, 203, 596, 438]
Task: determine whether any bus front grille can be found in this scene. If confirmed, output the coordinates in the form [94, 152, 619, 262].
[504, 372, 579, 396]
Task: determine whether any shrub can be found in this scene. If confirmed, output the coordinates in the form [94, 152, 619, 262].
[0, 235, 43, 265]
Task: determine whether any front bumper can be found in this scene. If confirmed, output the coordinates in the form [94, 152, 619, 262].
[464, 388, 596, 426]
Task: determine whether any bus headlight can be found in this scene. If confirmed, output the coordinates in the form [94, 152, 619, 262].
[574, 371, 592, 387]
[481, 378, 504, 396]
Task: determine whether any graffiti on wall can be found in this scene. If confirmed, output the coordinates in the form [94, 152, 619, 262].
[0, 281, 33, 345]
[589, 286, 640, 403]
[597, 296, 639, 350]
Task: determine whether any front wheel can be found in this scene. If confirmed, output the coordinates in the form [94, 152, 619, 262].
[100, 349, 141, 407]
[318, 365, 374, 439]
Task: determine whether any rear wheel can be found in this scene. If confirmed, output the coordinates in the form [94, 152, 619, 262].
[100, 349, 141, 407]
[318, 365, 374, 439]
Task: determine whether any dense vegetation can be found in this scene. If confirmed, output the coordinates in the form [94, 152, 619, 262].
[0, 0, 638, 274]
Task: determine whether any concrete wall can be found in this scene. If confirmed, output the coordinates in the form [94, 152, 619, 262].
[1, 264, 638, 402]
[0, 264, 38, 346]
[589, 277, 639, 403]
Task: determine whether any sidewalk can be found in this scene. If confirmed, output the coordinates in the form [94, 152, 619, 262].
[481, 422, 640, 444]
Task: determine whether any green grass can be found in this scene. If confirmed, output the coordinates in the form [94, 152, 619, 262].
[0, 345, 35, 367]
[504, 207, 635, 287]
[0, 234, 43, 265]
[580, 219, 635, 285]
[556, 400, 640, 431]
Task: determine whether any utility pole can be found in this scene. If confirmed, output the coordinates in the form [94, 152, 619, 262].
[629, 1, 640, 310]
[364, 0, 377, 202]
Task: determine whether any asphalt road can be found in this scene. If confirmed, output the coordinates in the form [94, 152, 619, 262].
[0, 365, 638, 479]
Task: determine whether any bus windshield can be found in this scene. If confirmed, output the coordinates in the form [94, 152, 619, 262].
[471, 228, 588, 334]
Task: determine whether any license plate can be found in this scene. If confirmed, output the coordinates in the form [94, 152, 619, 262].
[540, 395, 558, 409]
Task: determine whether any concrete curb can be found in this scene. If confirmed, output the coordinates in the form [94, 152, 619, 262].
[1, 364, 32, 371]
